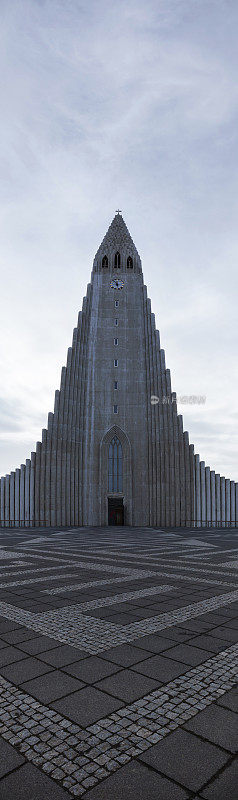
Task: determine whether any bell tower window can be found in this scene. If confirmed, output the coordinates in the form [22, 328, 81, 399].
[114, 252, 121, 268]
[102, 255, 108, 268]
[127, 256, 133, 269]
[108, 436, 122, 492]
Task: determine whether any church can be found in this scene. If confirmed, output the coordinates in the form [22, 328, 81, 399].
[0, 213, 237, 528]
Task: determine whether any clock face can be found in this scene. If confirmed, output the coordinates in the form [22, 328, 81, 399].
[110, 279, 124, 290]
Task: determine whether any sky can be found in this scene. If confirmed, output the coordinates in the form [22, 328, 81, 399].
[0, 0, 238, 481]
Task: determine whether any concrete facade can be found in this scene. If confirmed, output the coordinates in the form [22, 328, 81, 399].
[0, 213, 237, 527]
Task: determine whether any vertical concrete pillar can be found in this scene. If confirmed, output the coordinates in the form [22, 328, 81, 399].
[194, 455, 201, 528]
[235, 483, 238, 525]
[166, 368, 176, 527]
[184, 431, 191, 527]
[25, 459, 30, 527]
[14, 469, 20, 526]
[30, 453, 35, 527]
[220, 477, 225, 528]
[178, 415, 186, 527]
[142, 289, 153, 525]
[56, 367, 66, 526]
[35, 442, 41, 528]
[215, 474, 221, 527]
[160, 350, 170, 526]
[205, 466, 211, 527]
[40, 430, 47, 527]
[189, 444, 195, 528]
[210, 470, 216, 527]
[50, 390, 60, 526]
[225, 478, 230, 527]
[155, 331, 166, 526]
[230, 481, 235, 528]
[200, 461, 206, 527]
[45, 413, 53, 527]
[20, 465, 25, 527]
[65, 347, 73, 527]
[0, 477, 5, 527]
[5, 475, 10, 527]
[173, 395, 181, 527]
[10, 472, 15, 526]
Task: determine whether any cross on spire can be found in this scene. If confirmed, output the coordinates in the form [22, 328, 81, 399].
[115, 209, 122, 214]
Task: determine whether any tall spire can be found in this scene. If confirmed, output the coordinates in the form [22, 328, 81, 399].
[93, 213, 142, 272]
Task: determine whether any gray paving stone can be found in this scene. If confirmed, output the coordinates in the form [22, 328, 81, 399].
[163, 644, 214, 666]
[0, 656, 52, 684]
[184, 704, 238, 752]
[0, 737, 25, 779]
[188, 634, 233, 653]
[208, 626, 238, 643]
[51, 686, 124, 726]
[0, 763, 71, 799]
[216, 685, 238, 713]
[139, 728, 228, 791]
[17, 635, 60, 655]
[0, 645, 26, 667]
[131, 634, 176, 653]
[38, 644, 88, 667]
[200, 758, 238, 799]
[99, 644, 152, 667]
[132, 653, 189, 682]
[83, 760, 189, 799]
[64, 656, 122, 683]
[22, 669, 85, 702]
[95, 668, 159, 701]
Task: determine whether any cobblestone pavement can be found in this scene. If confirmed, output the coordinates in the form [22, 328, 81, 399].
[0, 527, 237, 799]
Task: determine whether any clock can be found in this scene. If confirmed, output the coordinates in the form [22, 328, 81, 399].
[110, 279, 124, 290]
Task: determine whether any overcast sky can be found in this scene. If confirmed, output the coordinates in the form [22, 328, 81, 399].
[0, 0, 237, 481]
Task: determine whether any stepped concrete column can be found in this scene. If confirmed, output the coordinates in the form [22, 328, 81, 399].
[220, 477, 225, 528]
[230, 481, 235, 528]
[0, 477, 5, 526]
[194, 455, 201, 528]
[35, 442, 42, 528]
[225, 478, 230, 526]
[210, 470, 216, 527]
[200, 461, 206, 527]
[215, 474, 221, 527]
[15, 469, 20, 526]
[10, 472, 15, 526]
[5, 475, 10, 527]
[30, 453, 35, 527]
[25, 459, 30, 527]
[20, 465, 25, 527]
[235, 483, 238, 525]
[205, 466, 211, 527]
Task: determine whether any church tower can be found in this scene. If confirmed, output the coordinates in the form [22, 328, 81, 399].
[0, 213, 237, 527]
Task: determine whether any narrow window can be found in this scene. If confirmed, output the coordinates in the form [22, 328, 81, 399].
[108, 436, 122, 492]
[114, 381, 118, 389]
[115, 300, 119, 308]
[114, 338, 118, 345]
[127, 256, 133, 269]
[115, 318, 118, 326]
[113, 404, 118, 414]
[114, 359, 118, 367]
[102, 255, 108, 268]
[114, 251, 120, 268]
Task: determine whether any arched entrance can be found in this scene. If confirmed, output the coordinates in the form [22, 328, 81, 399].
[99, 425, 132, 526]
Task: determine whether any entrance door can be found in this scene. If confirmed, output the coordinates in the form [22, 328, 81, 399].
[108, 497, 124, 526]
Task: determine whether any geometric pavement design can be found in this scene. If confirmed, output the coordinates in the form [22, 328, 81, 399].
[0, 525, 237, 799]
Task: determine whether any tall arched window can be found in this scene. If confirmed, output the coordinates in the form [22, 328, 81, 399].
[127, 256, 133, 269]
[114, 252, 121, 268]
[108, 436, 122, 492]
[102, 255, 108, 268]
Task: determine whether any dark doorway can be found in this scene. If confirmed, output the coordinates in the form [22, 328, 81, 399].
[108, 497, 124, 526]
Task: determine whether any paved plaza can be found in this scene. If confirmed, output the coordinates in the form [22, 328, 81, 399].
[0, 527, 237, 799]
